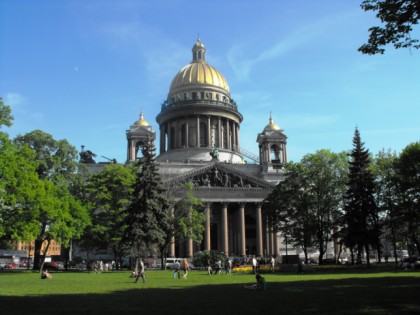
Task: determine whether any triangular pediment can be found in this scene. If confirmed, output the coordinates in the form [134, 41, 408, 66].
[163, 162, 275, 191]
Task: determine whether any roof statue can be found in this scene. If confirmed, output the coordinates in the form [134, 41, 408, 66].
[210, 147, 219, 160]
[79, 145, 97, 164]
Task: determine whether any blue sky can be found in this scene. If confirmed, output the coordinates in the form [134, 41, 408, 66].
[1, 0, 419, 164]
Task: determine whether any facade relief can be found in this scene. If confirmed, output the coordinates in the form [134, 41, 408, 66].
[167, 166, 268, 190]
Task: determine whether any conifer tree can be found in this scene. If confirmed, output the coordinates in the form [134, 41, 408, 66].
[120, 142, 171, 266]
[343, 128, 379, 266]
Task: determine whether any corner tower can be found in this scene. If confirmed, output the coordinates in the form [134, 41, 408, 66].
[126, 112, 155, 162]
[257, 114, 287, 182]
[156, 39, 244, 163]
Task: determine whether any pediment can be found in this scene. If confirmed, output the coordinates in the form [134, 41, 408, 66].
[163, 162, 275, 191]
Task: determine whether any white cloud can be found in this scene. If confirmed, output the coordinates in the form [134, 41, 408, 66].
[227, 13, 358, 80]
[5, 93, 25, 108]
[283, 114, 340, 128]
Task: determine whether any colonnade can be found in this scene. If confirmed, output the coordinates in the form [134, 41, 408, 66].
[168, 202, 280, 258]
[159, 115, 240, 154]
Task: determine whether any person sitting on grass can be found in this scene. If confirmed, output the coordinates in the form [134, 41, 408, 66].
[243, 273, 266, 290]
[41, 269, 53, 280]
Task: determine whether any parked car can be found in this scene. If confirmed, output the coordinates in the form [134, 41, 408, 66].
[19, 261, 29, 268]
[4, 262, 17, 269]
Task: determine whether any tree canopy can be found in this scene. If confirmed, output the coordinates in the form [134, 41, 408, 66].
[343, 128, 379, 266]
[120, 143, 171, 261]
[83, 163, 135, 263]
[10, 129, 89, 270]
[359, 0, 420, 54]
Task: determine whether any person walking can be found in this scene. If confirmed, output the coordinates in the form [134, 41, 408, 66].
[252, 256, 257, 274]
[182, 259, 189, 278]
[135, 258, 146, 284]
[225, 259, 232, 275]
[270, 256, 275, 272]
[173, 260, 181, 279]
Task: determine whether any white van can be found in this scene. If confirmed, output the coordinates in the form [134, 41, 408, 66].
[164, 258, 183, 269]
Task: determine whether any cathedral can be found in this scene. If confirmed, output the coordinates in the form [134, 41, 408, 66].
[124, 39, 288, 258]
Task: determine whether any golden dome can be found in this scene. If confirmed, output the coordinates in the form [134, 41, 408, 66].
[133, 112, 150, 127]
[169, 63, 229, 93]
[264, 114, 281, 131]
[169, 39, 230, 95]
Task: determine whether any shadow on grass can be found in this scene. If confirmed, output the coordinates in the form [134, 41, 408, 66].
[2, 276, 420, 315]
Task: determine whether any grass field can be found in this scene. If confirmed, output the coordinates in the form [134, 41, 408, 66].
[1, 269, 420, 315]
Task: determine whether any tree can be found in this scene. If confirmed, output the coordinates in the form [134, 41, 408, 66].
[14, 130, 79, 182]
[266, 150, 347, 264]
[371, 149, 400, 264]
[120, 143, 171, 270]
[0, 97, 14, 129]
[84, 164, 135, 265]
[158, 182, 205, 268]
[395, 141, 420, 256]
[266, 162, 316, 264]
[343, 128, 379, 266]
[0, 139, 40, 241]
[13, 130, 88, 270]
[300, 150, 348, 264]
[359, 0, 420, 54]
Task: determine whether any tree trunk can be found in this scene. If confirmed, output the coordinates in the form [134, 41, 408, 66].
[39, 239, 51, 275]
[33, 239, 44, 270]
[391, 225, 399, 267]
[365, 244, 371, 267]
[412, 235, 420, 256]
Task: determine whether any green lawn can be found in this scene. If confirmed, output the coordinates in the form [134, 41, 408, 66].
[1, 269, 419, 314]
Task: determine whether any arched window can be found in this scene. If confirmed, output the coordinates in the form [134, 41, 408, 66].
[135, 141, 146, 159]
[270, 145, 280, 163]
[192, 92, 198, 100]
[200, 122, 207, 147]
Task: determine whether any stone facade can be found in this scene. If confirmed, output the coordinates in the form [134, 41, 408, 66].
[126, 39, 288, 258]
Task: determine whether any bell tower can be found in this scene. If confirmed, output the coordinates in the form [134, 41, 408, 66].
[257, 114, 287, 182]
[126, 112, 155, 163]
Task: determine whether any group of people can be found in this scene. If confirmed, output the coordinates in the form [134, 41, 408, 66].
[88, 260, 116, 273]
[206, 259, 232, 275]
[172, 259, 190, 279]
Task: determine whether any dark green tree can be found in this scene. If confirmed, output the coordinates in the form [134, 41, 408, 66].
[120, 143, 171, 270]
[266, 162, 315, 264]
[395, 141, 420, 256]
[371, 149, 400, 264]
[84, 164, 135, 265]
[359, 0, 420, 54]
[301, 150, 348, 264]
[343, 128, 379, 266]
[266, 150, 347, 264]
